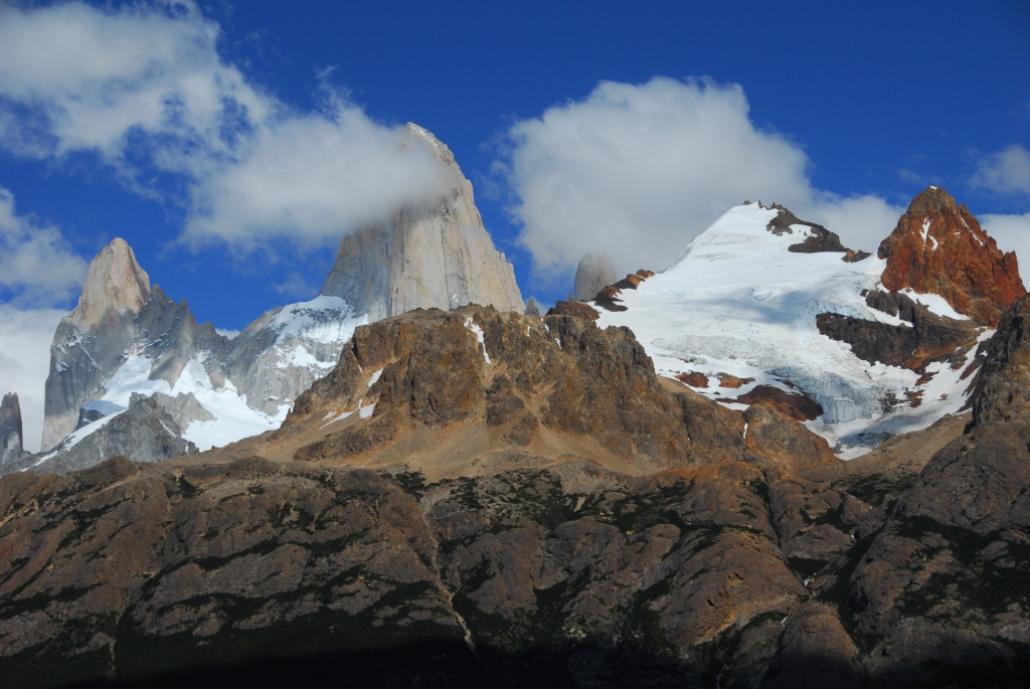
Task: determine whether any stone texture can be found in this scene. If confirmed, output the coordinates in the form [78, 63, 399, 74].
[38, 393, 198, 473]
[817, 292, 978, 371]
[320, 124, 524, 320]
[878, 186, 1025, 326]
[0, 393, 23, 468]
[972, 294, 1030, 426]
[1, 296, 1030, 687]
[287, 305, 760, 473]
[66, 237, 151, 330]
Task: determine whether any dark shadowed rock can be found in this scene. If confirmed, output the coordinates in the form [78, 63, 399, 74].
[972, 294, 1030, 426]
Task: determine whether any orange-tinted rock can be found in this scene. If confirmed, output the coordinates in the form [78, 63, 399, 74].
[593, 270, 654, 311]
[547, 300, 599, 320]
[717, 373, 753, 389]
[676, 371, 710, 388]
[878, 186, 1025, 326]
[733, 384, 823, 421]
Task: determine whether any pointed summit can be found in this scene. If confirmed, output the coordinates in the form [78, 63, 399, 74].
[0, 392, 23, 466]
[69, 237, 151, 329]
[878, 186, 1025, 325]
[320, 124, 524, 320]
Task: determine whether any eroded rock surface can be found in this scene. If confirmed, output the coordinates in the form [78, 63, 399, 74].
[878, 186, 1025, 326]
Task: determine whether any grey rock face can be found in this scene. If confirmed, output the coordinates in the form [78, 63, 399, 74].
[573, 252, 616, 301]
[320, 124, 524, 320]
[34, 393, 199, 474]
[0, 393, 23, 467]
[42, 280, 228, 451]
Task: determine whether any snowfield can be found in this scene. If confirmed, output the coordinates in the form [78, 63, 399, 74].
[595, 204, 987, 458]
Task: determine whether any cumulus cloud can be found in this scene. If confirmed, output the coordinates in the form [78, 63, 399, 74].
[0, 305, 65, 452]
[0, 187, 88, 305]
[0, 1, 267, 166]
[502, 78, 904, 276]
[184, 111, 458, 246]
[0, 1, 457, 246]
[971, 144, 1030, 197]
[982, 212, 1030, 277]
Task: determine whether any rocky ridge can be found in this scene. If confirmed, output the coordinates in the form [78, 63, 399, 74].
[0, 295, 1028, 688]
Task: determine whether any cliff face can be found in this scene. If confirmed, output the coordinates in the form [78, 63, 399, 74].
[878, 186, 1025, 326]
[0, 393, 23, 467]
[320, 124, 524, 320]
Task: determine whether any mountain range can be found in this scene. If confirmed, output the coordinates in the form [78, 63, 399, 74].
[0, 127, 1027, 689]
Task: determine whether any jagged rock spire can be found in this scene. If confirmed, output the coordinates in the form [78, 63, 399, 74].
[878, 186, 1025, 326]
[0, 392, 23, 466]
[320, 123, 524, 320]
[69, 237, 151, 329]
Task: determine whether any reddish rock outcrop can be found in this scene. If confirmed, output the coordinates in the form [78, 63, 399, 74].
[592, 270, 654, 311]
[676, 371, 710, 388]
[733, 384, 824, 422]
[878, 186, 1025, 326]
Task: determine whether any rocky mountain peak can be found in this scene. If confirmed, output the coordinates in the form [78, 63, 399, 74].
[903, 185, 959, 216]
[0, 393, 23, 466]
[278, 305, 834, 479]
[878, 186, 1025, 325]
[404, 121, 458, 168]
[69, 237, 151, 329]
[319, 126, 524, 320]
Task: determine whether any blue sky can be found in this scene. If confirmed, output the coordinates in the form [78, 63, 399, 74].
[0, 0, 1025, 327]
[0, 0, 1028, 329]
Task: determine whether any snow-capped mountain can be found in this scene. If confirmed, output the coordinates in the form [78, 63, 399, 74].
[27, 124, 523, 472]
[589, 188, 1023, 456]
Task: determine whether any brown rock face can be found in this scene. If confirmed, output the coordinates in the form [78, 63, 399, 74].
[285, 306, 757, 475]
[733, 385, 824, 422]
[676, 370, 710, 388]
[3, 299, 1030, 687]
[878, 186, 1025, 326]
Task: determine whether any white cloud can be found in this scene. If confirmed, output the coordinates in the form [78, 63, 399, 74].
[0, 187, 88, 305]
[971, 144, 1030, 197]
[0, 305, 65, 452]
[0, 188, 86, 452]
[0, 2, 457, 246]
[0, 1, 268, 166]
[503, 77, 904, 276]
[982, 212, 1030, 279]
[184, 110, 459, 246]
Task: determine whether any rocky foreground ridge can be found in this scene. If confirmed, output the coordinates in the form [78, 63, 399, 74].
[0, 300, 1027, 688]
